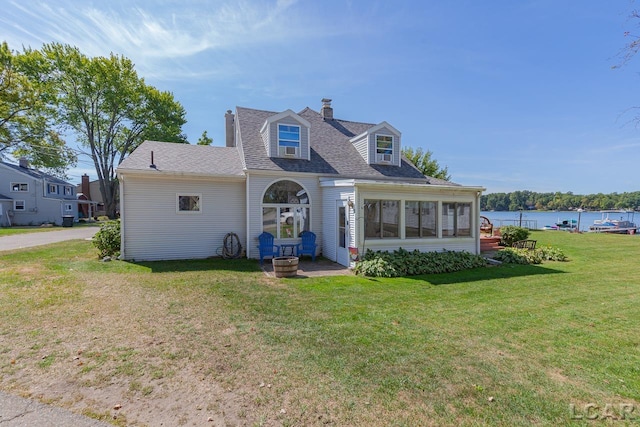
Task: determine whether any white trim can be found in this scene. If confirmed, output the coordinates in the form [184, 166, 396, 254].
[375, 134, 394, 163]
[259, 109, 311, 134]
[13, 200, 25, 211]
[278, 123, 301, 158]
[260, 178, 312, 240]
[176, 193, 202, 214]
[349, 121, 401, 143]
[117, 169, 245, 181]
[319, 177, 485, 193]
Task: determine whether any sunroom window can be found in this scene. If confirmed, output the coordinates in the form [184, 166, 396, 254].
[405, 201, 437, 238]
[364, 199, 399, 238]
[262, 180, 310, 239]
[278, 124, 300, 157]
[442, 202, 471, 237]
[376, 135, 393, 163]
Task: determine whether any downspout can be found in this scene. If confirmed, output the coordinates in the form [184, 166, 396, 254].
[476, 190, 481, 254]
[119, 174, 125, 259]
[245, 173, 250, 259]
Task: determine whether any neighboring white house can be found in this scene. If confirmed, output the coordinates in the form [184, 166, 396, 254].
[117, 99, 485, 266]
[0, 158, 78, 226]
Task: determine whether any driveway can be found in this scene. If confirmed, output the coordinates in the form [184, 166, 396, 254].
[0, 227, 98, 252]
[0, 391, 110, 426]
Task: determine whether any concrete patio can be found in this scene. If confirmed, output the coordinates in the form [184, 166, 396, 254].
[261, 258, 352, 278]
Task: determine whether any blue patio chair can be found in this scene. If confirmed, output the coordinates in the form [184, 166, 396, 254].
[257, 232, 280, 265]
[296, 231, 318, 261]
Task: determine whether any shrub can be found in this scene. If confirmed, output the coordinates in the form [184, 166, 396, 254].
[354, 248, 487, 277]
[499, 226, 530, 247]
[493, 247, 542, 264]
[92, 220, 121, 258]
[493, 246, 568, 265]
[536, 245, 568, 261]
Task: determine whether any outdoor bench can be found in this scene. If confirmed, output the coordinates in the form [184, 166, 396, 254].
[512, 239, 537, 250]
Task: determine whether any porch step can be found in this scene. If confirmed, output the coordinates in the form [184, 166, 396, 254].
[480, 236, 502, 252]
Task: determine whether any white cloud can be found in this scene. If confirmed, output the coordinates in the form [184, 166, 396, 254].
[2, 0, 357, 79]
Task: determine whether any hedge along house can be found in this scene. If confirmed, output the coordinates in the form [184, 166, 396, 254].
[117, 99, 485, 265]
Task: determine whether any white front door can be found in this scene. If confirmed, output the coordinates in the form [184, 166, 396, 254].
[336, 200, 350, 266]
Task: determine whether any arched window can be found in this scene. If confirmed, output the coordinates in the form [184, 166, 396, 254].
[262, 180, 310, 239]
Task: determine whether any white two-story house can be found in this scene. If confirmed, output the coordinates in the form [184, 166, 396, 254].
[117, 99, 485, 266]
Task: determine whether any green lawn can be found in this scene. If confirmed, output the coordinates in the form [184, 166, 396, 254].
[0, 231, 638, 425]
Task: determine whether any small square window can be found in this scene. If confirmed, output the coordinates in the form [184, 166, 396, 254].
[64, 187, 73, 196]
[11, 183, 28, 192]
[14, 200, 25, 211]
[64, 204, 73, 212]
[177, 194, 201, 213]
[48, 184, 58, 194]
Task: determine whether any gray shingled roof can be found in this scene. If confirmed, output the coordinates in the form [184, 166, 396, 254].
[118, 141, 245, 177]
[236, 106, 457, 186]
[0, 193, 12, 201]
[0, 161, 73, 185]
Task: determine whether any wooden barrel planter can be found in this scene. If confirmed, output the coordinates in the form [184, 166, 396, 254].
[272, 256, 299, 278]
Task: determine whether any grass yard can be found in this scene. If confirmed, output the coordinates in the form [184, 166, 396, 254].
[0, 231, 639, 425]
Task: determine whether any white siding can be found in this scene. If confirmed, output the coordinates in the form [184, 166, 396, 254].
[351, 134, 369, 164]
[321, 186, 355, 263]
[369, 126, 401, 166]
[267, 117, 310, 160]
[121, 175, 246, 261]
[246, 174, 322, 259]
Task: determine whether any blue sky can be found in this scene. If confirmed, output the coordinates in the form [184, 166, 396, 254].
[2, 0, 639, 194]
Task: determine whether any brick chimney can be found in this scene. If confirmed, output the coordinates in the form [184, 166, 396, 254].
[18, 157, 29, 168]
[225, 110, 235, 147]
[321, 98, 333, 120]
[81, 174, 91, 199]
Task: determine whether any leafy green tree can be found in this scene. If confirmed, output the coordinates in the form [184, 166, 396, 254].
[0, 42, 76, 176]
[197, 130, 213, 146]
[38, 43, 187, 218]
[402, 146, 451, 181]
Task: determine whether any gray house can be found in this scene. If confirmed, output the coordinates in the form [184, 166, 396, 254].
[117, 99, 484, 266]
[0, 159, 77, 226]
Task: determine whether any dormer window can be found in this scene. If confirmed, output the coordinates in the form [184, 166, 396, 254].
[278, 124, 300, 157]
[376, 135, 393, 163]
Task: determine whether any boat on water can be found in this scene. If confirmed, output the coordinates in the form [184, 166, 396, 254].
[588, 210, 638, 234]
[541, 219, 578, 231]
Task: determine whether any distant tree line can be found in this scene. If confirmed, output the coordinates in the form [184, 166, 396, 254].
[481, 190, 640, 211]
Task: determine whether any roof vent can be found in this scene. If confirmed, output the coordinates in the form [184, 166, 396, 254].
[321, 98, 333, 120]
[19, 157, 29, 168]
[150, 151, 156, 169]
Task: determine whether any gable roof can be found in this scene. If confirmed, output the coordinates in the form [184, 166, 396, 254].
[0, 161, 73, 186]
[259, 109, 310, 134]
[236, 106, 457, 186]
[117, 141, 245, 178]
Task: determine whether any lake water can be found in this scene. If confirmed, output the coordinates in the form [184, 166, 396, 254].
[481, 210, 638, 232]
